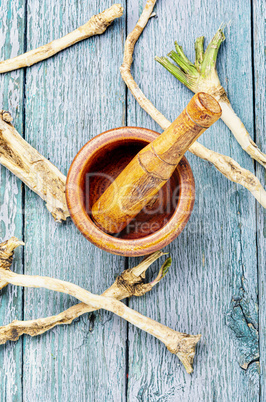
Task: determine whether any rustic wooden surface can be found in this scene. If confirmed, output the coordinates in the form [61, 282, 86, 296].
[0, 0, 264, 400]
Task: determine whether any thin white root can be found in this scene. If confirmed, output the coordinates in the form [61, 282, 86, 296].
[220, 100, 266, 168]
[0, 250, 163, 342]
[0, 4, 123, 73]
[189, 142, 266, 207]
[0, 4, 124, 220]
[0, 260, 200, 374]
[120, 0, 266, 208]
[0, 111, 69, 221]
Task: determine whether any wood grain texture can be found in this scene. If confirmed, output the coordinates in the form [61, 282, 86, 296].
[253, 0, 266, 399]
[0, 0, 25, 400]
[0, 0, 264, 400]
[126, 0, 259, 400]
[22, 0, 126, 401]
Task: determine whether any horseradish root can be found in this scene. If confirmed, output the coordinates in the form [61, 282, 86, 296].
[0, 240, 200, 374]
[0, 111, 69, 221]
[0, 4, 123, 73]
[0, 4, 124, 220]
[0, 251, 170, 342]
[120, 0, 266, 208]
[156, 28, 266, 168]
[0, 237, 24, 290]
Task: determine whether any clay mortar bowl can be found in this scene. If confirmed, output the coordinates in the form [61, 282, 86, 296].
[66, 127, 195, 257]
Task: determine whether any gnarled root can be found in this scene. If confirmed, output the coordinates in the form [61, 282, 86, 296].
[0, 4, 123, 73]
[0, 251, 166, 342]
[0, 4, 124, 221]
[120, 0, 266, 208]
[0, 237, 24, 290]
[220, 99, 266, 168]
[0, 111, 69, 221]
[189, 142, 266, 207]
[0, 239, 200, 374]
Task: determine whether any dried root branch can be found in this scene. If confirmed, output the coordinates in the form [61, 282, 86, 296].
[120, 0, 266, 208]
[0, 4, 123, 73]
[0, 237, 24, 290]
[0, 5, 124, 220]
[0, 111, 69, 221]
[0, 251, 168, 341]
[0, 239, 200, 374]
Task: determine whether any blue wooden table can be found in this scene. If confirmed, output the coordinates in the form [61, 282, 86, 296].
[0, 0, 265, 400]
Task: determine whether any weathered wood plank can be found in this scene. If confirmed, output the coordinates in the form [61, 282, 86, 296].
[253, 0, 266, 399]
[0, 0, 263, 399]
[0, 0, 25, 400]
[126, 0, 259, 400]
[22, 1, 127, 401]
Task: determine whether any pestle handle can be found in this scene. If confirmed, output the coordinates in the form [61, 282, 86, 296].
[92, 93, 222, 234]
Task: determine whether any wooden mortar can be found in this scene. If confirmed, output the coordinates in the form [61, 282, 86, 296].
[66, 127, 196, 256]
[91, 93, 221, 234]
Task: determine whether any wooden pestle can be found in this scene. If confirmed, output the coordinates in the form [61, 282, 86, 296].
[92, 93, 222, 234]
